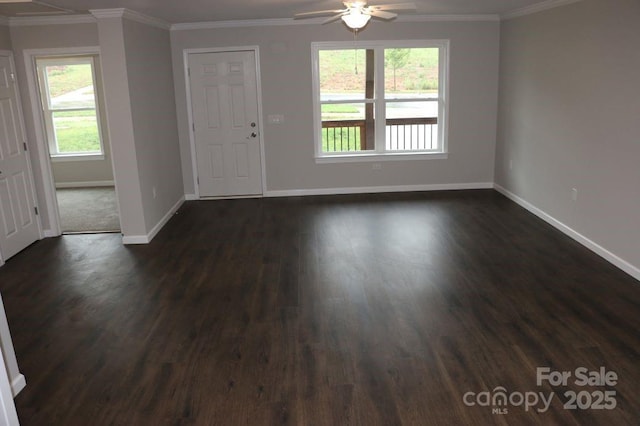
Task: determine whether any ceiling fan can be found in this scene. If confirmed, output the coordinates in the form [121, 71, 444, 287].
[295, 2, 416, 30]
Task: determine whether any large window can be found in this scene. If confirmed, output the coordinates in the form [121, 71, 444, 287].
[36, 56, 104, 159]
[312, 40, 449, 161]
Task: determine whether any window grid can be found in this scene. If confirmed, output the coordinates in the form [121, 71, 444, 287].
[312, 40, 449, 159]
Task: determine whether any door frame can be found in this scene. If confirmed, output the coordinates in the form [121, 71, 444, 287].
[0, 344, 19, 425]
[0, 50, 42, 267]
[183, 46, 267, 199]
[22, 46, 121, 237]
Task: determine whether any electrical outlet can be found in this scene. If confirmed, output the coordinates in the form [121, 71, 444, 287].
[571, 188, 578, 201]
[372, 163, 382, 170]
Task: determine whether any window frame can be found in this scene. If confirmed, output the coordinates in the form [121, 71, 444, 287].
[36, 55, 105, 161]
[311, 40, 450, 163]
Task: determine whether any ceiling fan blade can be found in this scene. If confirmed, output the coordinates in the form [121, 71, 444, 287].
[322, 13, 348, 24]
[294, 9, 346, 19]
[368, 10, 397, 20]
[369, 3, 416, 11]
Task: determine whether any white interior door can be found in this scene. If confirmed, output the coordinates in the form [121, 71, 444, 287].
[188, 51, 263, 197]
[0, 53, 40, 261]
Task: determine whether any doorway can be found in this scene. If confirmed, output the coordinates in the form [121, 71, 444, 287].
[28, 50, 120, 234]
[186, 49, 265, 198]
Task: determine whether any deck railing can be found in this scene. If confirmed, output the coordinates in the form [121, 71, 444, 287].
[322, 120, 367, 152]
[322, 117, 438, 152]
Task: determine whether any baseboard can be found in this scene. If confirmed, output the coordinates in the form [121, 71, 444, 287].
[264, 182, 494, 198]
[145, 196, 184, 243]
[184, 193, 198, 201]
[11, 373, 25, 397]
[121, 235, 148, 244]
[122, 196, 184, 245]
[494, 184, 640, 282]
[42, 229, 57, 238]
[55, 180, 115, 189]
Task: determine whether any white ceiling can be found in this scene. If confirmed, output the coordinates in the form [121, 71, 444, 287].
[0, 0, 553, 23]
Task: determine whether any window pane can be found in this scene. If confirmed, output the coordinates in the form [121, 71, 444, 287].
[314, 43, 446, 157]
[385, 101, 438, 151]
[45, 63, 96, 109]
[319, 49, 374, 101]
[53, 110, 101, 154]
[384, 48, 438, 98]
[321, 103, 365, 121]
[385, 101, 438, 119]
[321, 103, 373, 153]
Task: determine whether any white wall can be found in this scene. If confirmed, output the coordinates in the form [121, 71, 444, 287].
[51, 156, 115, 186]
[123, 19, 183, 233]
[95, 16, 148, 238]
[171, 20, 500, 194]
[495, 0, 640, 275]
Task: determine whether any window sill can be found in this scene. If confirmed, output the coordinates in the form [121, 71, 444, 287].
[50, 154, 105, 163]
[315, 152, 448, 164]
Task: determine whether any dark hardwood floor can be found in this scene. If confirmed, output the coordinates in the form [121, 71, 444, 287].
[0, 190, 638, 425]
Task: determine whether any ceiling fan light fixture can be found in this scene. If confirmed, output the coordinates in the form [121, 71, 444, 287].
[341, 9, 371, 29]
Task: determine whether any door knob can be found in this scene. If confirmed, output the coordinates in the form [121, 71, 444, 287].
[247, 132, 257, 139]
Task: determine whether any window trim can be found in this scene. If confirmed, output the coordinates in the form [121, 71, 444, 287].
[311, 39, 450, 162]
[36, 55, 105, 159]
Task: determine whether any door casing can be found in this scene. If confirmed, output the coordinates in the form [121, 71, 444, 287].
[22, 46, 121, 237]
[183, 46, 267, 199]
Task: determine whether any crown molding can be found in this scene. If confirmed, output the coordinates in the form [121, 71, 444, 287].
[502, 0, 582, 20]
[122, 9, 170, 30]
[171, 18, 293, 31]
[8, 14, 95, 27]
[89, 8, 125, 19]
[170, 14, 499, 31]
[90, 8, 170, 30]
[397, 14, 500, 23]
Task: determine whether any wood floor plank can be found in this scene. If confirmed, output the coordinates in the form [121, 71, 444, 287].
[0, 190, 638, 425]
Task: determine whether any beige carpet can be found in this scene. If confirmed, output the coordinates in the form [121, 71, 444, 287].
[56, 187, 120, 233]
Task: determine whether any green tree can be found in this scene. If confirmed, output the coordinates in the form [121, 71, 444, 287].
[385, 48, 410, 90]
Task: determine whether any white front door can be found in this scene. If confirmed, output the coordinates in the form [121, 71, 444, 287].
[0, 53, 39, 261]
[188, 51, 263, 197]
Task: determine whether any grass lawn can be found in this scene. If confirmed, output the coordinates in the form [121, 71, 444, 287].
[53, 110, 100, 153]
[46, 64, 93, 98]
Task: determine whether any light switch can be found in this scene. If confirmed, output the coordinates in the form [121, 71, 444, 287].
[268, 114, 284, 124]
